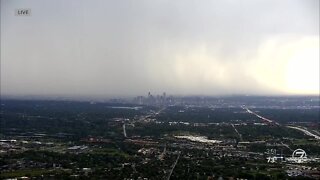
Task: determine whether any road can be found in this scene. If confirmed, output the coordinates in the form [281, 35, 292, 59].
[155, 106, 167, 115]
[287, 125, 320, 140]
[242, 106, 320, 141]
[167, 152, 181, 180]
[232, 124, 243, 141]
[281, 142, 294, 151]
[123, 124, 127, 138]
[242, 106, 279, 125]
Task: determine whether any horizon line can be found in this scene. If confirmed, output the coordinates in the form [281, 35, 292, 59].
[1, 93, 319, 101]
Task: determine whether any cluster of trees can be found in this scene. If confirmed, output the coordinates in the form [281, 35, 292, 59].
[156, 106, 256, 123]
[255, 108, 320, 123]
[0, 100, 152, 139]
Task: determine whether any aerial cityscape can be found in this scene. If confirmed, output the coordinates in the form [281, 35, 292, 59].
[1, 0, 319, 179]
[1, 94, 319, 179]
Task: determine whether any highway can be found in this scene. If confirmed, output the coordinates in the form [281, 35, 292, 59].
[242, 106, 319, 141]
[287, 125, 320, 140]
[242, 106, 279, 125]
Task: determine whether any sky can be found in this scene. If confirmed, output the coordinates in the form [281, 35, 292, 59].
[1, 0, 319, 98]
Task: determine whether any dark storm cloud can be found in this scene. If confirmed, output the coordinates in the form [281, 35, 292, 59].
[1, 0, 319, 97]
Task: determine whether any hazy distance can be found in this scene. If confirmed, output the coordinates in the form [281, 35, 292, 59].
[1, 0, 319, 98]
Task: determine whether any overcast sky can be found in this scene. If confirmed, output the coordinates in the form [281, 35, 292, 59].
[1, 0, 319, 97]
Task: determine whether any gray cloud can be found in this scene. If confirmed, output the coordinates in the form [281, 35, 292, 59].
[1, 0, 319, 97]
